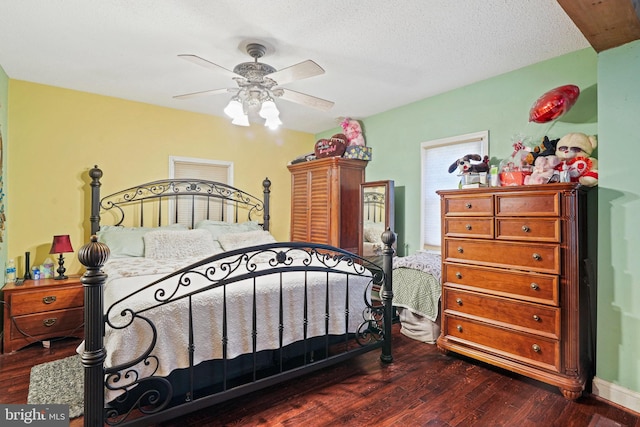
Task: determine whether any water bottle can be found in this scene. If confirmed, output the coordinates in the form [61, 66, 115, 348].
[6, 259, 16, 283]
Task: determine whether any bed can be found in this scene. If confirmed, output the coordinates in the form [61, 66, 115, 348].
[78, 166, 395, 426]
[392, 252, 442, 344]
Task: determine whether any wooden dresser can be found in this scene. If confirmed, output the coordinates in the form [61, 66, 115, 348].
[436, 184, 593, 399]
[2, 276, 84, 353]
[288, 157, 366, 254]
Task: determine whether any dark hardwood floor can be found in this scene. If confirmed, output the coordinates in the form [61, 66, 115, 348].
[1, 326, 638, 427]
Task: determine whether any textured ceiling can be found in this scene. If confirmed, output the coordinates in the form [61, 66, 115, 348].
[0, 1, 590, 133]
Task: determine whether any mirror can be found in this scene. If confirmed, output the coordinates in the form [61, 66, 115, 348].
[359, 180, 395, 261]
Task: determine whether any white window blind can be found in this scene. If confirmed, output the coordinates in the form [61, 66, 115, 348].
[420, 131, 488, 250]
[169, 156, 233, 226]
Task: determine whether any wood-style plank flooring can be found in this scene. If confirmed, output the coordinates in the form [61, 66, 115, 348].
[1, 327, 638, 427]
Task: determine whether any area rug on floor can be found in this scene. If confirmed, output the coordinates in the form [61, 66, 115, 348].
[28, 354, 83, 419]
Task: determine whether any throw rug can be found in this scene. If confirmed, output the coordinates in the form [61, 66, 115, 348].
[27, 354, 83, 419]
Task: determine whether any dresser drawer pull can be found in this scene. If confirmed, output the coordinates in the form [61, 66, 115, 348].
[457, 246, 464, 253]
[532, 253, 542, 261]
[456, 272, 462, 279]
[530, 282, 539, 290]
[532, 315, 540, 322]
[456, 325, 463, 332]
[456, 298, 463, 306]
[465, 224, 472, 230]
[465, 203, 472, 209]
[43, 318, 57, 327]
[42, 296, 57, 304]
[522, 225, 530, 232]
[532, 344, 541, 353]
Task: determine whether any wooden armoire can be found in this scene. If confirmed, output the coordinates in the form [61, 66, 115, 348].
[288, 157, 367, 254]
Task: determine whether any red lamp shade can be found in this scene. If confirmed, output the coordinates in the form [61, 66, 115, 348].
[49, 235, 74, 254]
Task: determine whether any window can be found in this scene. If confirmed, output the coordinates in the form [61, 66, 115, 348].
[169, 156, 234, 225]
[420, 131, 489, 251]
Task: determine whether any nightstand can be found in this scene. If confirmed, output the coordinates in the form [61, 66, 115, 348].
[2, 276, 84, 353]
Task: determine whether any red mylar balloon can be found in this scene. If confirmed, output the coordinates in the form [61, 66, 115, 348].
[529, 85, 580, 123]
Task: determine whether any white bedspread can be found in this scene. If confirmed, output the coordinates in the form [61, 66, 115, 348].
[80, 252, 373, 401]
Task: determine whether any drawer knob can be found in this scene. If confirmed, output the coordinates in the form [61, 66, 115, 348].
[532, 344, 541, 353]
[457, 246, 464, 253]
[42, 296, 57, 304]
[456, 325, 463, 332]
[465, 203, 472, 209]
[530, 282, 539, 290]
[522, 225, 530, 233]
[532, 253, 542, 261]
[456, 272, 462, 279]
[465, 224, 472, 230]
[43, 318, 57, 327]
[533, 315, 540, 322]
[456, 298, 463, 306]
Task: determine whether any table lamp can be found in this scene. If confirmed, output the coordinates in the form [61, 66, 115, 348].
[49, 235, 74, 280]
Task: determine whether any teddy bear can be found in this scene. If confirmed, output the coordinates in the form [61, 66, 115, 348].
[340, 117, 366, 146]
[555, 132, 598, 187]
[524, 154, 562, 185]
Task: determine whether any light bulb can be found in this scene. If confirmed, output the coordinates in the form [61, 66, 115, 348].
[259, 100, 279, 119]
[224, 99, 244, 118]
[231, 113, 250, 127]
[264, 115, 282, 130]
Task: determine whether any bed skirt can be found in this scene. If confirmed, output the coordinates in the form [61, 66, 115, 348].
[398, 308, 440, 344]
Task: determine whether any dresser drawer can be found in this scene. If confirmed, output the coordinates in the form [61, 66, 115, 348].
[495, 192, 560, 216]
[443, 195, 493, 216]
[444, 238, 560, 274]
[443, 263, 558, 306]
[443, 315, 560, 372]
[9, 286, 83, 316]
[443, 218, 493, 238]
[443, 288, 560, 338]
[10, 307, 84, 340]
[495, 218, 561, 242]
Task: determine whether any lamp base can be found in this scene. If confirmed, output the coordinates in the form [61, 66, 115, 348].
[55, 254, 67, 280]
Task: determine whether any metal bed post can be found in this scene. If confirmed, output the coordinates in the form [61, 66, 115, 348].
[89, 166, 103, 236]
[262, 177, 271, 231]
[78, 235, 110, 427]
[380, 227, 395, 363]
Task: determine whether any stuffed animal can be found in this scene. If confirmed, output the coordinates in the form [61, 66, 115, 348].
[555, 132, 598, 186]
[340, 118, 366, 146]
[525, 136, 560, 165]
[448, 154, 490, 174]
[524, 155, 562, 185]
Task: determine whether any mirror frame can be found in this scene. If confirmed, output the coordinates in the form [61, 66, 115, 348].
[359, 180, 395, 260]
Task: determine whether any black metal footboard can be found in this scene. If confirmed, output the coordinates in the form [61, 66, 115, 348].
[78, 233, 395, 427]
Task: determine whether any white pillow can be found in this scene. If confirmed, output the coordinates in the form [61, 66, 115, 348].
[363, 224, 385, 243]
[218, 230, 277, 251]
[195, 220, 263, 240]
[96, 224, 188, 258]
[144, 229, 222, 259]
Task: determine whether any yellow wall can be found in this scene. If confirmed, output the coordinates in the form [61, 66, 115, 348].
[7, 80, 313, 276]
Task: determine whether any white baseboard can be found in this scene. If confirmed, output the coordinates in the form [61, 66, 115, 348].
[592, 376, 640, 414]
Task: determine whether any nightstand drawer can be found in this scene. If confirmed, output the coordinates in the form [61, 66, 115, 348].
[9, 286, 83, 316]
[10, 307, 84, 340]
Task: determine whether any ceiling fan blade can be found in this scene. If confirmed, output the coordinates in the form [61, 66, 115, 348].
[173, 88, 232, 100]
[278, 88, 334, 112]
[267, 60, 325, 85]
[178, 54, 242, 78]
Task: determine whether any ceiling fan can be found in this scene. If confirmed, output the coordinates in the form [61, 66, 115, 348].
[174, 43, 334, 128]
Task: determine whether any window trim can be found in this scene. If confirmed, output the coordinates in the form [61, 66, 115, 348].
[420, 131, 489, 251]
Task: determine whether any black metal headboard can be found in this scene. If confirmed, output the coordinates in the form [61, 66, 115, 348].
[363, 191, 385, 223]
[89, 165, 271, 235]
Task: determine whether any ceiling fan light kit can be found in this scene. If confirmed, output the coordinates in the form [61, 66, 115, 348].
[175, 42, 334, 129]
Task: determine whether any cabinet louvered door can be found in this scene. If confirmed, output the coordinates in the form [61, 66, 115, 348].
[288, 157, 366, 254]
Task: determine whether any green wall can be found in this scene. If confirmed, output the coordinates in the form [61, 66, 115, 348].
[597, 39, 640, 395]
